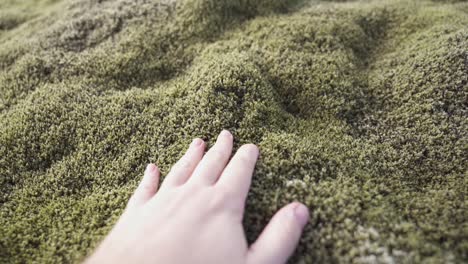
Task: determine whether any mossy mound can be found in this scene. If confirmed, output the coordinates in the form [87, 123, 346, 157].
[0, 0, 467, 263]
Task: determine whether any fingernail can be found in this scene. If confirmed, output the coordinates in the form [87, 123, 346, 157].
[191, 138, 203, 147]
[146, 163, 156, 173]
[293, 203, 309, 227]
[220, 129, 232, 138]
[249, 144, 259, 156]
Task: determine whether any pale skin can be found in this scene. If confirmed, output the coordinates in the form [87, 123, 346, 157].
[86, 130, 309, 264]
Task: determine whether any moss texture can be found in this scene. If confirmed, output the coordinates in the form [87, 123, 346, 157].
[0, 0, 467, 263]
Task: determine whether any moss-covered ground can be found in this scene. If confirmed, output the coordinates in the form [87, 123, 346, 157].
[0, 0, 467, 263]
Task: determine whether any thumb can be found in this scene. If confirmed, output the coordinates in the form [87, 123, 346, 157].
[247, 202, 309, 264]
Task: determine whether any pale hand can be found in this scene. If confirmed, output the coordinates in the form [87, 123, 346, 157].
[86, 130, 309, 264]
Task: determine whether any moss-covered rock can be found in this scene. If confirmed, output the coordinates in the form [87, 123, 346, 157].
[0, 0, 466, 263]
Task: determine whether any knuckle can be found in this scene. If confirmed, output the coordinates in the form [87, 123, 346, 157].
[209, 148, 227, 160]
[216, 185, 235, 199]
[208, 187, 231, 211]
[208, 197, 225, 213]
[210, 186, 243, 214]
[141, 182, 154, 193]
[175, 157, 191, 171]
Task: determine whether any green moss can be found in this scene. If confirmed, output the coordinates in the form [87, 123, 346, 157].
[0, 0, 467, 263]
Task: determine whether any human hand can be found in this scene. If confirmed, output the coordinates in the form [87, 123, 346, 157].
[86, 130, 309, 264]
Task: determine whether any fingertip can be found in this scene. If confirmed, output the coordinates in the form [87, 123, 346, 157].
[291, 202, 309, 228]
[242, 143, 259, 157]
[146, 163, 158, 174]
[247, 202, 308, 264]
[191, 138, 204, 148]
[127, 163, 160, 208]
[219, 129, 233, 139]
